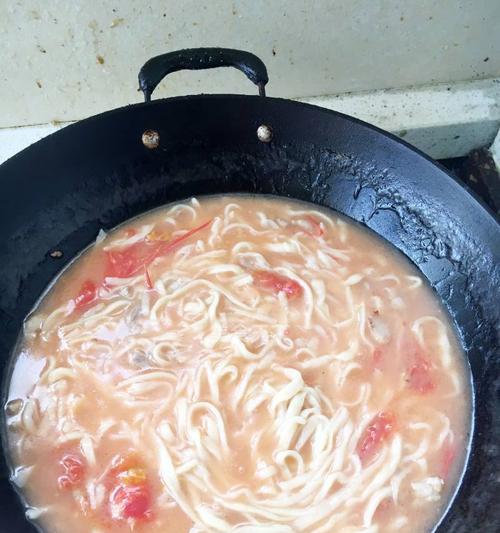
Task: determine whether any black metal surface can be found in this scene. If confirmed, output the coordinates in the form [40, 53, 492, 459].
[0, 94, 498, 532]
[139, 48, 269, 101]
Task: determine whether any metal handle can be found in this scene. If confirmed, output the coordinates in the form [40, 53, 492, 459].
[138, 47, 269, 102]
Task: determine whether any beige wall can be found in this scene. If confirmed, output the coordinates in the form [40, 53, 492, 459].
[1, 0, 499, 127]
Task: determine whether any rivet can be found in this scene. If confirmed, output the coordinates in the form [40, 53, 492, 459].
[257, 124, 273, 143]
[142, 129, 160, 149]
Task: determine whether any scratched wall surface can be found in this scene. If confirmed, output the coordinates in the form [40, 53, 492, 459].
[1, 0, 499, 127]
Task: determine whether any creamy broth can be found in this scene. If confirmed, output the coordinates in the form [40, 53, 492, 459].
[5, 196, 470, 533]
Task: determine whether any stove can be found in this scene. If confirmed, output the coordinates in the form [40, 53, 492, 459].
[440, 150, 500, 216]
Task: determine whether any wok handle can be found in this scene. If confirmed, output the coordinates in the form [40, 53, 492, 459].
[138, 47, 269, 102]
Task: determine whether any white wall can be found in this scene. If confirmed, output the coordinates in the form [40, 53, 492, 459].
[1, 0, 499, 128]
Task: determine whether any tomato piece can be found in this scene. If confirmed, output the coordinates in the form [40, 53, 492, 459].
[357, 412, 395, 465]
[407, 356, 435, 393]
[374, 498, 392, 519]
[106, 452, 152, 520]
[110, 483, 151, 520]
[105, 219, 212, 279]
[372, 347, 383, 369]
[105, 241, 163, 278]
[74, 280, 98, 309]
[253, 270, 303, 299]
[291, 216, 324, 237]
[305, 215, 324, 237]
[400, 333, 436, 394]
[58, 454, 85, 490]
[440, 440, 456, 478]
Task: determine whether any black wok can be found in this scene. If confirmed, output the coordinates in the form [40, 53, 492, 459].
[0, 48, 498, 532]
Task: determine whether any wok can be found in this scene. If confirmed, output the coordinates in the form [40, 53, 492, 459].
[0, 48, 498, 532]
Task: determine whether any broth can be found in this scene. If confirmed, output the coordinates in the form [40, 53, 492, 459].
[5, 195, 470, 532]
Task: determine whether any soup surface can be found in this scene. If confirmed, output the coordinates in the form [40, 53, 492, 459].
[5, 196, 469, 533]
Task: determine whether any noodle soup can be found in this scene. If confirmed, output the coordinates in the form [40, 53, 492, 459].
[5, 196, 470, 532]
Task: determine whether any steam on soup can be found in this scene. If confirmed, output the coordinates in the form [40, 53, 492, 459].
[5, 196, 470, 533]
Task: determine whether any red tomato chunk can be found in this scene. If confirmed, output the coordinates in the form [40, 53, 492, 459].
[105, 241, 163, 279]
[357, 412, 395, 465]
[73, 280, 98, 309]
[400, 333, 436, 394]
[110, 483, 151, 520]
[106, 453, 152, 521]
[407, 356, 435, 394]
[58, 454, 85, 490]
[253, 270, 303, 299]
[105, 219, 213, 279]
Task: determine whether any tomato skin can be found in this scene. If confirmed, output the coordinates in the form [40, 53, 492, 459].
[61, 454, 83, 468]
[144, 266, 154, 290]
[155, 219, 212, 256]
[74, 280, 98, 309]
[253, 270, 303, 299]
[357, 412, 395, 465]
[57, 475, 73, 490]
[110, 483, 151, 520]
